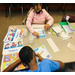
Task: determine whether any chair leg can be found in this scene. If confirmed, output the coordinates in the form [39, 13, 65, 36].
[9, 7, 11, 20]
[21, 7, 23, 20]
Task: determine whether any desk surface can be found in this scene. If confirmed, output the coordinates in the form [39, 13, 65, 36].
[8, 23, 75, 63]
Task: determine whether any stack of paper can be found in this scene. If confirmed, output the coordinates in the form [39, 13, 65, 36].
[52, 26, 63, 34]
[1, 28, 24, 71]
[3, 28, 24, 55]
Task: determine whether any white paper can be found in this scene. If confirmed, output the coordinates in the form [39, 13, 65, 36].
[60, 32, 71, 40]
[47, 38, 59, 53]
[32, 24, 45, 28]
[52, 26, 63, 33]
[34, 45, 52, 59]
[3, 40, 23, 55]
[30, 29, 46, 38]
[63, 25, 75, 33]
[67, 43, 75, 51]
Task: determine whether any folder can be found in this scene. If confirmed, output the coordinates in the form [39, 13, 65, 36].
[59, 22, 75, 33]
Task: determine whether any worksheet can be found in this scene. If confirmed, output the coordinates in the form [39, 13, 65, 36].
[3, 28, 24, 55]
[3, 40, 23, 55]
[30, 29, 46, 38]
[3, 28, 23, 42]
[1, 53, 25, 71]
[34, 45, 52, 59]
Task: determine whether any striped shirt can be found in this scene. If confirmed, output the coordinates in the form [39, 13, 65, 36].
[26, 9, 54, 33]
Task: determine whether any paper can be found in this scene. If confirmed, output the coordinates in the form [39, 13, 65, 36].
[1, 53, 25, 71]
[60, 32, 71, 40]
[34, 45, 52, 59]
[67, 43, 75, 51]
[52, 26, 63, 34]
[30, 29, 46, 38]
[3, 40, 23, 55]
[63, 25, 75, 33]
[66, 20, 75, 31]
[3, 28, 23, 42]
[60, 22, 75, 33]
[46, 38, 59, 53]
[3, 28, 23, 55]
[32, 24, 44, 28]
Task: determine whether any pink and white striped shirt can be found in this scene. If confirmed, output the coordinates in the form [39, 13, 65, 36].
[26, 9, 54, 33]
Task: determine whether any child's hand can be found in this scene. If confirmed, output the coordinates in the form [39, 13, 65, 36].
[44, 24, 50, 30]
[33, 31, 39, 38]
[33, 51, 44, 61]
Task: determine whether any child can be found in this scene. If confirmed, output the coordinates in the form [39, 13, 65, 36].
[11, 42, 16, 48]
[3, 46, 65, 72]
[4, 44, 9, 49]
[26, 3, 54, 38]
[17, 41, 23, 47]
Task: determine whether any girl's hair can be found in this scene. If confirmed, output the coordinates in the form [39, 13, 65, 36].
[33, 3, 42, 8]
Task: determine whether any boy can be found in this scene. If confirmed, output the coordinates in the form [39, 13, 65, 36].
[26, 3, 54, 38]
[3, 46, 65, 72]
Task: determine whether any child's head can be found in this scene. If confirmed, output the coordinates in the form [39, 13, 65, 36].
[19, 46, 36, 66]
[5, 44, 9, 48]
[33, 3, 42, 14]
[18, 41, 22, 45]
[12, 42, 16, 47]
[11, 28, 15, 32]
[8, 37, 12, 41]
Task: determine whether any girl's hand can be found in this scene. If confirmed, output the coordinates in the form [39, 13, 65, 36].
[44, 24, 50, 30]
[33, 31, 39, 38]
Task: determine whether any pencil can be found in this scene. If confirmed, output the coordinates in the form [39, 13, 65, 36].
[39, 51, 44, 55]
[37, 38, 39, 42]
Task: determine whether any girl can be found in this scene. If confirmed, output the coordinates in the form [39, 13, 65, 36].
[26, 3, 54, 38]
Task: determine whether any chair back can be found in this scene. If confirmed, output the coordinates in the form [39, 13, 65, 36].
[9, 3, 22, 7]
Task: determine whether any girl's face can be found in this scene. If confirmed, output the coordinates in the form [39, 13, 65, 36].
[34, 4, 42, 13]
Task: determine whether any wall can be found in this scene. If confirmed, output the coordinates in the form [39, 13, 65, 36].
[0, 3, 75, 10]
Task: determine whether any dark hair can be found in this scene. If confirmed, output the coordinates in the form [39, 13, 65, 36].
[33, 3, 42, 8]
[19, 46, 34, 66]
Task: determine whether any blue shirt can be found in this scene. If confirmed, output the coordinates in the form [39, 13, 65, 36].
[19, 59, 60, 72]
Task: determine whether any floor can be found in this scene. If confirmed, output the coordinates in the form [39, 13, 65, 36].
[0, 9, 75, 71]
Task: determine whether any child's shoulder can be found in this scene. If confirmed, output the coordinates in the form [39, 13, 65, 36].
[42, 9, 47, 12]
[28, 8, 34, 15]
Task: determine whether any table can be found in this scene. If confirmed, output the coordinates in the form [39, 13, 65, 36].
[8, 23, 75, 63]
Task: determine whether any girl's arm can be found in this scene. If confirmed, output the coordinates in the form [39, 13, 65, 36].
[26, 10, 39, 38]
[44, 9, 54, 26]
[26, 10, 35, 33]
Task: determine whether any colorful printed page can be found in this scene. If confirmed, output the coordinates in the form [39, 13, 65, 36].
[30, 29, 46, 38]
[3, 39, 23, 55]
[34, 45, 52, 59]
[3, 28, 23, 42]
[1, 53, 25, 72]
[3, 27, 24, 55]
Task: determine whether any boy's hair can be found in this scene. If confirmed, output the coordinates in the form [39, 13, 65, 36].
[19, 46, 34, 65]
